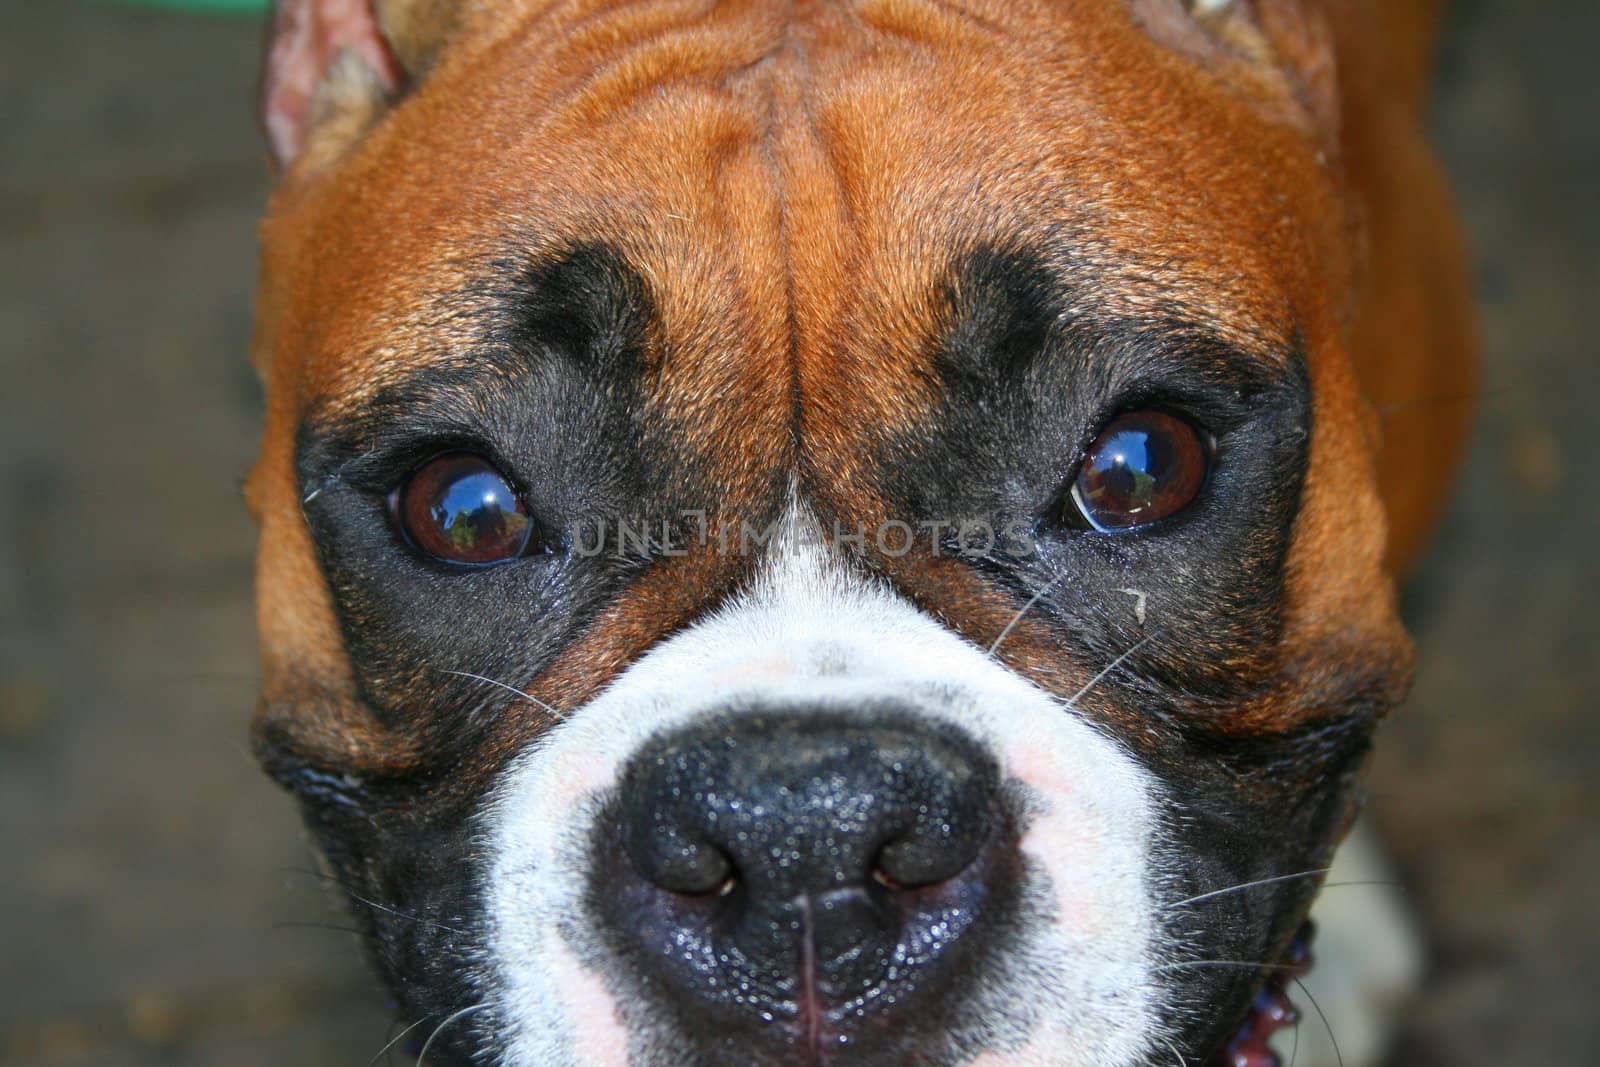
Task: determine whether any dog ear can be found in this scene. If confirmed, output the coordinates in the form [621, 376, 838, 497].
[261, 0, 459, 173]
[1134, 0, 1341, 140]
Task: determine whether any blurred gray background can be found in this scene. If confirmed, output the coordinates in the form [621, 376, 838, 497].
[1, 1, 1594, 1064]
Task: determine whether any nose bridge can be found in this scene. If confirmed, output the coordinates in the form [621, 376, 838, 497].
[713, 738, 887, 897]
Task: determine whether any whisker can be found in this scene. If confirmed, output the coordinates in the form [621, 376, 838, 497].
[347, 893, 465, 938]
[1292, 977, 1344, 1067]
[1160, 1037, 1190, 1066]
[272, 920, 369, 937]
[416, 1003, 489, 1067]
[370, 1013, 435, 1067]
[988, 573, 1067, 656]
[280, 866, 466, 937]
[1375, 384, 1500, 419]
[280, 864, 353, 890]
[1287, 992, 1302, 1067]
[1154, 959, 1306, 975]
[438, 668, 565, 720]
[303, 452, 369, 505]
[1164, 869, 1332, 911]
[1065, 635, 1153, 707]
[1319, 878, 1403, 892]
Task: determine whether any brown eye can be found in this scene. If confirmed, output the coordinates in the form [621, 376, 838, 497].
[1068, 410, 1210, 531]
[394, 453, 533, 565]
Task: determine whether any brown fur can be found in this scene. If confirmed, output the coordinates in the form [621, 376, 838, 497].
[249, 0, 1473, 789]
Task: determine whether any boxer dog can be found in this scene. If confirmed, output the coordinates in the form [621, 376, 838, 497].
[246, 1, 1476, 1064]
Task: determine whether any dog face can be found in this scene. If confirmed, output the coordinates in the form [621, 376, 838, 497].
[248, 2, 1422, 1063]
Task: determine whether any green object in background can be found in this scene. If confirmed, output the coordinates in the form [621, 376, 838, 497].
[98, 0, 269, 14]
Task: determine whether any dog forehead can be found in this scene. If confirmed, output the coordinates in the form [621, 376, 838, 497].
[244, 2, 1420, 845]
[258, 0, 1336, 417]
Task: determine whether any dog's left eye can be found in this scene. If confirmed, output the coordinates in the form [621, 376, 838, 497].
[391, 453, 535, 565]
[1066, 410, 1212, 531]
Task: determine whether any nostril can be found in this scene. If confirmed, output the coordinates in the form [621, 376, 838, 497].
[873, 803, 991, 890]
[869, 863, 906, 892]
[623, 820, 736, 896]
[661, 844, 734, 896]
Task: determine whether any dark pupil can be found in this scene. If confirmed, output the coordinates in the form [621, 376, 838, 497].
[405, 455, 531, 564]
[1075, 412, 1204, 530]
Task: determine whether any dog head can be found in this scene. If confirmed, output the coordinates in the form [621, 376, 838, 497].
[247, 1, 1433, 1063]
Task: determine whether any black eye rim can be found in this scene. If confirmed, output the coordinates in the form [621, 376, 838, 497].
[1060, 407, 1217, 534]
[387, 450, 551, 568]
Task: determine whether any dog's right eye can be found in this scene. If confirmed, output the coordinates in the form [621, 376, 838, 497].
[1065, 410, 1212, 531]
[391, 453, 535, 565]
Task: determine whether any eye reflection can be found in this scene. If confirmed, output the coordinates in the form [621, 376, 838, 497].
[395, 454, 533, 565]
[1069, 411, 1210, 531]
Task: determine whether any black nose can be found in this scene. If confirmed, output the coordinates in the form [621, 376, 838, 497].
[587, 712, 1016, 1058]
